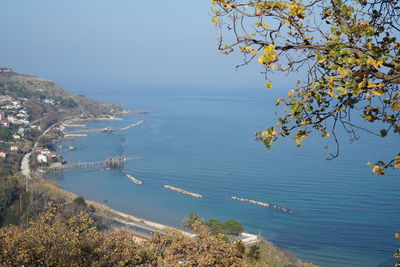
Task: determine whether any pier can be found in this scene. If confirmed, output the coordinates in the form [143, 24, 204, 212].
[44, 156, 141, 171]
[163, 185, 202, 198]
[230, 196, 294, 214]
[65, 120, 144, 134]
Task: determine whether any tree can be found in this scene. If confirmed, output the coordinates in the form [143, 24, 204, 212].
[224, 219, 244, 235]
[205, 218, 226, 235]
[182, 212, 202, 230]
[0, 127, 11, 141]
[73, 196, 87, 207]
[211, 0, 400, 175]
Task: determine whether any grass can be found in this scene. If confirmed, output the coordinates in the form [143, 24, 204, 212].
[247, 238, 318, 267]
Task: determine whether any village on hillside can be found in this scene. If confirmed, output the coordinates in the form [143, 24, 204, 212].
[0, 89, 63, 175]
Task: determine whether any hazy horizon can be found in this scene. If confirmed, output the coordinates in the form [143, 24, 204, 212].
[0, 0, 302, 94]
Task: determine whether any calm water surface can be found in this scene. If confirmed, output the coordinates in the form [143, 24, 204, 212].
[48, 89, 400, 267]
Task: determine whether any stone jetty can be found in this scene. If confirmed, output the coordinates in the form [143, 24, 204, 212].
[230, 196, 294, 214]
[126, 174, 143, 185]
[163, 185, 202, 198]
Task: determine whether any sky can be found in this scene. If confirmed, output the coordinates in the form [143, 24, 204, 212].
[0, 0, 296, 94]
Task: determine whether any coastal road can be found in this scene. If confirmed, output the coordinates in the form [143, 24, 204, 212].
[94, 213, 161, 239]
[20, 121, 61, 186]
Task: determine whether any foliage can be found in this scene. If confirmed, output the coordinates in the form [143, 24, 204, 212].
[205, 218, 226, 235]
[73, 196, 87, 207]
[0, 127, 11, 141]
[0, 203, 157, 267]
[182, 212, 202, 229]
[0, 203, 255, 267]
[224, 219, 244, 235]
[60, 97, 77, 108]
[211, 0, 400, 175]
[152, 222, 248, 266]
[0, 176, 21, 227]
[183, 213, 244, 237]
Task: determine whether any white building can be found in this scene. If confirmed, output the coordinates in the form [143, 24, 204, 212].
[37, 154, 47, 163]
[7, 115, 17, 123]
[10, 146, 18, 151]
[0, 151, 7, 158]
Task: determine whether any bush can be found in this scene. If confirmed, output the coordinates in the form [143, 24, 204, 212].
[224, 220, 244, 236]
[73, 196, 87, 207]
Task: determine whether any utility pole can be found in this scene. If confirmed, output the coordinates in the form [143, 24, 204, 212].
[19, 193, 22, 212]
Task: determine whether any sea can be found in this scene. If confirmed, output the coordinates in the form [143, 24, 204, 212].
[47, 87, 400, 267]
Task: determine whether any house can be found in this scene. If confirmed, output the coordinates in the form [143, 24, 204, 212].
[43, 99, 55, 105]
[35, 147, 51, 155]
[0, 151, 6, 158]
[0, 111, 4, 120]
[17, 128, 25, 136]
[48, 153, 57, 158]
[0, 95, 12, 103]
[12, 134, 21, 140]
[0, 67, 12, 73]
[37, 154, 47, 163]
[0, 120, 9, 127]
[10, 146, 18, 151]
[7, 115, 17, 123]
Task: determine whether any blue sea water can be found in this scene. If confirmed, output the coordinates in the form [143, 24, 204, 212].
[48, 88, 400, 267]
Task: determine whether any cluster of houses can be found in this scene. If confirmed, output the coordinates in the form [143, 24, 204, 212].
[34, 147, 58, 163]
[0, 95, 29, 159]
[0, 102, 30, 127]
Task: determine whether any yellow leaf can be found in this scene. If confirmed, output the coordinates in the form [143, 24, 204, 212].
[288, 90, 295, 97]
[211, 16, 218, 24]
[284, 19, 290, 24]
[263, 23, 269, 29]
[265, 81, 273, 89]
[371, 89, 384, 96]
[394, 162, 400, 168]
[391, 102, 400, 113]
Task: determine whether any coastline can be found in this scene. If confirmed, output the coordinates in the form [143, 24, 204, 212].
[40, 114, 258, 240]
[33, 113, 318, 266]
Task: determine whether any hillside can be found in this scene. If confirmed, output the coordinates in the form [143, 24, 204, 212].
[0, 66, 122, 129]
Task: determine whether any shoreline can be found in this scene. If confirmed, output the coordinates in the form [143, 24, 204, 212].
[64, 116, 124, 124]
[42, 114, 259, 242]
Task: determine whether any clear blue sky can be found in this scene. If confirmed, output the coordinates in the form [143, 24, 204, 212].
[0, 1, 294, 93]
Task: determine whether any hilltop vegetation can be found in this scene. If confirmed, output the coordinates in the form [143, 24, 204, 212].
[0, 67, 122, 129]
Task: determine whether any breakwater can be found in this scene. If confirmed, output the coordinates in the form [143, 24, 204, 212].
[126, 174, 143, 185]
[120, 120, 144, 131]
[163, 185, 202, 198]
[64, 134, 87, 138]
[230, 196, 294, 214]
